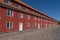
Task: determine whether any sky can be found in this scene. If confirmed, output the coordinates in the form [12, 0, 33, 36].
[21, 0, 60, 20]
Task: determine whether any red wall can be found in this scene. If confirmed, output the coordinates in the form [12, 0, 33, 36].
[0, 7, 19, 32]
[0, 7, 58, 32]
[0, 0, 58, 32]
[0, 7, 39, 32]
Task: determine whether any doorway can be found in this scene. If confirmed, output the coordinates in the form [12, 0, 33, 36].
[19, 23, 23, 31]
[38, 23, 40, 29]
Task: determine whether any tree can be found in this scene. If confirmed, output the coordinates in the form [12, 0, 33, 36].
[58, 20, 60, 25]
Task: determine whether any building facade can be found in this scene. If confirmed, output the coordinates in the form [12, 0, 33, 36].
[0, 0, 58, 32]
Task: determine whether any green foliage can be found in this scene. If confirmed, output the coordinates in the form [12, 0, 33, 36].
[58, 20, 60, 24]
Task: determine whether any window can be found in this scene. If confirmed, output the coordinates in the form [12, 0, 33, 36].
[27, 15, 30, 19]
[41, 18, 42, 21]
[6, 22, 13, 29]
[26, 22, 30, 28]
[36, 13, 38, 15]
[6, 0, 12, 5]
[34, 23, 37, 27]
[38, 23, 40, 28]
[25, 8, 28, 11]
[44, 19, 45, 22]
[18, 5, 21, 8]
[34, 17, 37, 20]
[19, 13, 23, 18]
[32, 11, 35, 14]
[7, 9, 13, 17]
[38, 18, 40, 21]
[41, 23, 42, 26]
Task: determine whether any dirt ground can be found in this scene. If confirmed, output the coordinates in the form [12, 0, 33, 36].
[0, 26, 60, 40]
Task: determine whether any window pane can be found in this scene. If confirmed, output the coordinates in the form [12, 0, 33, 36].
[34, 23, 37, 27]
[18, 5, 21, 8]
[7, 9, 13, 16]
[8, 10, 10, 16]
[25, 8, 28, 11]
[38, 18, 40, 21]
[27, 15, 30, 19]
[34, 17, 37, 20]
[6, 22, 13, 29]
[6, 0, 12, 5]
[19, 13, 23, 18]
[7, 22, 9, 28]
[27, 22, 30, 28]
[10, 22, 12, 28]
[10, 10, 13, 16]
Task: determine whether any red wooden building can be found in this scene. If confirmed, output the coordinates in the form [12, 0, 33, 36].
[0, 0, 58, 32]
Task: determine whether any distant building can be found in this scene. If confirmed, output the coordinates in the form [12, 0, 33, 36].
[0, 0, 58, 32]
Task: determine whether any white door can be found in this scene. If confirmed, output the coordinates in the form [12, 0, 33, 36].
[38, 24, 40, 29]
[46, 24, 47, 28]
[19, 23, 23, 31]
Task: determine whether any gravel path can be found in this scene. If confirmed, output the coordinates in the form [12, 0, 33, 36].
[0, 26, 60, 40]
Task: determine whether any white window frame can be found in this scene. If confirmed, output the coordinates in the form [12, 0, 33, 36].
[34, 23, 37, 27]
[38, 23, 40, 29]
[26, 22, 30, 28]
[6, 0, 12, 5]
[41, 18, 42, 21]
[34, 17, 37, 20]
[38, 18, 40, 21]
[18, 5, 21, 8]
[41, 23, 42, 26]
[36, 13, 38, 15]
[25, 8, 28, 11]
[27, 15, 30, 19]
[32, 11, 35, 14]
[19, 13, 23, 18]
[6, 22, 13, 29]
[7, 9, 13, 17]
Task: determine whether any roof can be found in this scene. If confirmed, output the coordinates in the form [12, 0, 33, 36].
[14, 0, 57, 21]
